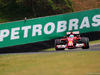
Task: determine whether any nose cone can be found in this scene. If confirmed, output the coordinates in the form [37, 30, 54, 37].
[68, 41, 73, 46]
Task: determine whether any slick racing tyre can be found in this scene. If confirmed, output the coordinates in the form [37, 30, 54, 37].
[55, 39, 65, 51]
[81, 37, 89, 49]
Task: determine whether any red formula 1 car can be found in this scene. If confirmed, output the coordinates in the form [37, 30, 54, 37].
[55, 31, 89, 51]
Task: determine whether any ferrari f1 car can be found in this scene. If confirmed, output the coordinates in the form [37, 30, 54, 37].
[55, 31, 89, 51]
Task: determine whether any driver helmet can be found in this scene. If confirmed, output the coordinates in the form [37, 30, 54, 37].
[69, 35, 74, 38]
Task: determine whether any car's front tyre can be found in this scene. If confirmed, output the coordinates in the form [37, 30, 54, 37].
[55, 39, 65, 51]
[81, 37, 89, 49]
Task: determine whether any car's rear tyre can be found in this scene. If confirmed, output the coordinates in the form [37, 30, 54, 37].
[55, 39, 65, 51]
[81, 37, 89, 49]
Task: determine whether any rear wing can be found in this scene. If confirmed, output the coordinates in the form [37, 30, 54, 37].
[66, 31, 80, 36]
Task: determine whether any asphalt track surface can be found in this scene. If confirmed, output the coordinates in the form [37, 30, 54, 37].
[0, 44, 100, 55]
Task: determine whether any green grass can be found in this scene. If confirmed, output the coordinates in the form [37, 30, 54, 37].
[0, 51, 100, 75]
[0, 40, 100, 75]
[90, 39, 100, 44]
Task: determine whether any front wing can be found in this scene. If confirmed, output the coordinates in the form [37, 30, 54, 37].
[56, 43, 84, 49]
